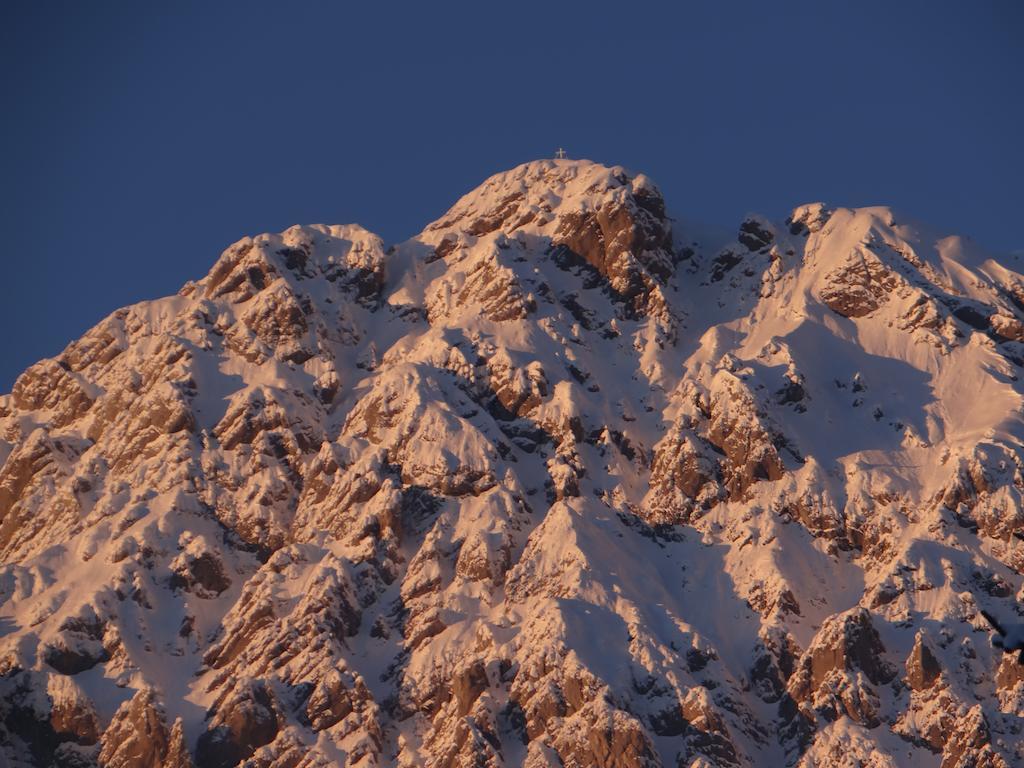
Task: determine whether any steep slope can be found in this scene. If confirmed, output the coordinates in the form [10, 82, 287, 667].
[2, 159, 1024, 768]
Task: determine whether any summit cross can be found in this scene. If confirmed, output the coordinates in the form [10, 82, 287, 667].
[555, 147, 567, 160]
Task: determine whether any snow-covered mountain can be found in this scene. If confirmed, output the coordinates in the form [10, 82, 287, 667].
[3, 159, 1024, 768]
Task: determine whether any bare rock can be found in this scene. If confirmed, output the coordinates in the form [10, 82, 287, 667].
[939, 705, 1009, 768]
[738, 215, 775, 252]
[646, 426, 720, 523]
[994, 652, 1024, 691]
[47, 675, 100, 746]
[304, 668, 360, 731]
[196, 679, 279, 768]
[905, 632, 942, 691]
[98, 687, 171, 768]
[41, 607, 110, 676]
[451, 659, 490, 716]
[170, 550, 231, 598]
[786, 202, 832, 235]
[707, 371, 785, 498]
[163, 719, 195, 768]
[787, 608, 896, 704]
[427, 250, 535, 323]
[819, 247, 900, 318]
[11, 359, 95, 427]
[551, 702, 660, 768]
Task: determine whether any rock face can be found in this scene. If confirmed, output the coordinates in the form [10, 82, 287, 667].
[785, 608, 897, 730]
[905, 632, 942, 691]
[99, 688, 175, 768]
[3, 160, 1024, 767]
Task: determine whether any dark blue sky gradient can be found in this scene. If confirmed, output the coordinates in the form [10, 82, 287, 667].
[2, 1, 1021, 390]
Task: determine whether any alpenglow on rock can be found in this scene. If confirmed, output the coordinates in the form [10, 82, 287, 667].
[3, 158, 1024, 767]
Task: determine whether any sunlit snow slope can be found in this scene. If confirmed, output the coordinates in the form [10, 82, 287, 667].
[3, 160, 1024, 768]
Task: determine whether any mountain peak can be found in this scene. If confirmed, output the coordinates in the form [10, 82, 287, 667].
[423, 157, 662, 240]
[3, 164, 1024, 768]
[403, 157, 676, 332]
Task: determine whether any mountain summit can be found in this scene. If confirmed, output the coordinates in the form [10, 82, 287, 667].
[2, 160, 1024, 767]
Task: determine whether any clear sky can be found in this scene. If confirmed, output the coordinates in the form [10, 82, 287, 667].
[2, 1, 1021, 391]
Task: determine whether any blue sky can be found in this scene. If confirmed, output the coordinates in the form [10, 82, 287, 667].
[2, 1, 1021, 390]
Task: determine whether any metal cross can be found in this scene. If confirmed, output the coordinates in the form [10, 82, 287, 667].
[555, 147, 567, 160]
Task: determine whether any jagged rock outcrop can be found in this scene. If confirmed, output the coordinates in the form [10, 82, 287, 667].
[905, 631, 942, 691]
[99, 688, 177, 768]
[939, 705, 1009, 768]
[195, 680, 279, 768]
[784, 608, 897, 730]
